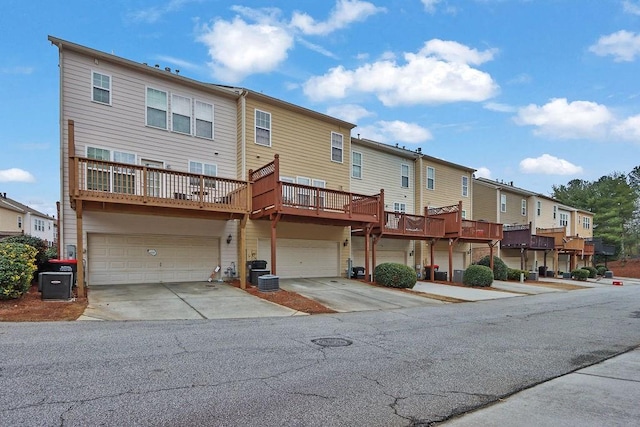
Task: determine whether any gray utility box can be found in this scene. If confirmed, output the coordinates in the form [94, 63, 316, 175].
[453, 269, 465, 283]
[39, 272, 73, 300]
[528, 271, 539, 281]
[250, 269, 270, 286]
[604, 271, 614, 278]
[258, 274, 280, 292]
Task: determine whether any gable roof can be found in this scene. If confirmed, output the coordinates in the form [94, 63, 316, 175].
[0, 193, 51, 218]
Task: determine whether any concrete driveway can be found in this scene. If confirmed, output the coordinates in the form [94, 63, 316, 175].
[79, 281, 303, 321]
[278, 277, 445, 312]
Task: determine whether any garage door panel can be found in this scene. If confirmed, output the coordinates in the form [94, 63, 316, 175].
[258, 239, 339, 279]
[88, 234, 220, 285]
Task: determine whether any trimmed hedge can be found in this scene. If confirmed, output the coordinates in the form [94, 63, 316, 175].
[507, 268, 527, 281]
[463, 265, 494, 287]
[476, 255, 508, 280]
[374, 263, 417, 288]
[571, 268, 589, 281]
[582, 266, 597, 278]
[596, 265, 607, 276]
[0, 242, 38, 300]
[0, 235, 50, 271]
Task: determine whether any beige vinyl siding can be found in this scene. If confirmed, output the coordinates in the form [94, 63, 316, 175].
[499, 190, 529, 226]
[421, 158, 473, 217]
[59, 50, 238, 257]
[0, 209, 22, 233]
[533, 197, 559, 229]
[472, 181, 498, 222]
[350, 142, 415, 213]
[243, 97, 351, 192]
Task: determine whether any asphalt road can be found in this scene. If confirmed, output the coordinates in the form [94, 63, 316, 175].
[1, 286, 639, 426]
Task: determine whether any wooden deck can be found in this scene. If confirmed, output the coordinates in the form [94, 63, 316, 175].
[428, 202, 503, 242]
[502, 224, 555, 250]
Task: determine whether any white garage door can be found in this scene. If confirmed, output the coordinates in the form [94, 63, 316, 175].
[258, 239, 339, 278]
[88, 234, 220, 285]
[433, 251, 465, 273]
[353, 250, 406, 268]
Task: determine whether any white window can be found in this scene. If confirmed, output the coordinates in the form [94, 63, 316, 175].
[401, 164, 410, 188]
[195, 101, 213, 139]
[87, 147, 111, 191]
[255, 110, 271, 146]
[583, 216, 591, 229]
[393, 202, 406, 213]
[537, 201, 541, 216]
[296, 176, 311, 206]
[17, 216, 22, 229]
[553, 205, 557, 219]
[113, 151, 136, 194]
[331, 132, 343, 163]
[146, 87, 167, 129]
[352, 151, 362, 179]
[426, 167, 435, 190]
[559, 212, 568, 227]
[461, 210, 467, 219]
[92, 71, 111, 105]
[280, 176, 295, 204]
[172, 94, 191, 135]
[313, 179, 326, 208]
[500, 194, 507, 212]
[521, 199, 527, 216]
[189, 161, 217, 188]
[462, 176, 469, 197]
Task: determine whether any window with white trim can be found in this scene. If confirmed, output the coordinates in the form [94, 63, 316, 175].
[331, 132, 343, 163]
[17, 216, 22, 229]
[461, 210, 467, 219]
[87, 147, 111, 191]
[297, 176, 311, 206]
[352, 151, 362, 179]
[92, 71, 111, 105]
[146, 87, 168, 129]
[195, 100, 213, 139]
[559, 212, 568, 227]
[537, 201, 541, 216]
[521, 199, 527, 216]
[462, 176, 469, 197]
[583, 216, 591, 229]
[171, 94, 191, 134]
[553, 205, 557, 219]
[189, 161, 217, 188]
[255, 109, 271, 146]
[113, 151, 136, 194]
[35, 219, 45, 232]
[426, 167, 435, 190]
[393, 202, 406, 213]
[280, 176, 295, 204]
[401, 164, 410, 188]
[500, 194, 507, 212]
[313, 179, 326, 208]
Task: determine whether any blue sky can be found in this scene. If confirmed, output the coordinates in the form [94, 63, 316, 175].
[2, 0, 640, 216]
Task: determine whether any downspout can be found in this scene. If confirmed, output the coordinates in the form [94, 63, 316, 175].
[240, 90, 247, 179]
[55, 41, 65, 257]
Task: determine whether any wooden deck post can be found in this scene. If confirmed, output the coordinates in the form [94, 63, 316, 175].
[239, 214, 248, 289]
[430, 240, 435, 281]
[75, 201, 85, 298]
[364, 225, 371, 281]
[448, 238, 454, 282]
[270, 213, 280, 275]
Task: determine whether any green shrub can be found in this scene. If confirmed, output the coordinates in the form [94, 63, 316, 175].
[0, 243, 38, 300]
[463, 265, 494, 287]
[582, 266, 597, 278]
[45, 246, 58, 260]
[374, 263, 417, 288]
[507, 268, 527, 281]
[596, 265, 607, 276]
[0, 235, 50, 271]
[571, 268, 589, 281]
[475, 255, 508, 280]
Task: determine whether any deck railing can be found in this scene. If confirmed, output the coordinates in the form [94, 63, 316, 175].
[502, 223, 555, 249]
[382, 211, 445, 237]
[71, 157, 249, 212]
[427, 202, 503, 240]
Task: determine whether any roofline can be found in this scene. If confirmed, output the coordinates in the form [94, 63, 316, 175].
[48, 36, 240, 101]
[351, 137, 420, 160]
[474, 177, 538, 196]
[229, 87, 356, 129]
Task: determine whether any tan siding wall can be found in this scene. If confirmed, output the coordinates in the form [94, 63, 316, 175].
[532, 198, 559, 229]
[420, 158, 473, 217]
[0, 209, 21, 233]
[350, 142, 415, 212]
[472, 182, 498, 222]
[499, 189, 529, 226]
[243, 97, 351, 191]
[59, 50, 238, 257]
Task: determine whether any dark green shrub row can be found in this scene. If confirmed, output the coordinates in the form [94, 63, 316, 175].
[463, 265, 494, 287]
[571, 268, 589, 281]
[374, 263, 417, 288]
[507, 268, 527, 281]
[582, 266, 597, 278]
[475, 255, 508, 280]
[0, 243, 38, 300]
[596, 265, 607, 276]
[0, 235, 50, 271]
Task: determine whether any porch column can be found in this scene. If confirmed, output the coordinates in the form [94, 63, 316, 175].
[239, 215, 248, 289]
[430, 240, 435, 281]
[448, 239, 454, 282]
[554, 249, 559, 275]
[372, 234, 380, 282]
[520, 247, 525, 270]
[75, 201, 85, 298]
[489, 244, 495, 270]
[364, 226, 371, 280]
[270, 214, 280, 275]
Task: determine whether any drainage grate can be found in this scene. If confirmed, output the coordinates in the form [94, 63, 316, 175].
[311, 337, 353, 347]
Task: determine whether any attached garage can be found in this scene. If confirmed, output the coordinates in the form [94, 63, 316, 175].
[258, 238, 340, 278]
[352, 236, 409, 268]
[88, 233, 220, 285]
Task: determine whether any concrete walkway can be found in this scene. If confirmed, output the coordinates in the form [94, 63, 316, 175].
[79, 281, 303, 321]
[412, 281, 523, 301]
[443, 346, 640, 426]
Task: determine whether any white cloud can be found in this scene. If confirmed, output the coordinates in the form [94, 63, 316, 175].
[296, 38, 338, 59]
[290, 0, 385, 36]
[519, 154, 583, 175]
[0, 66, 34, 75]
[514, 98, 613, 139]
[589, 30, 640, 62]
[623, 0, 640, 15]
[0, 168, 36, 183]
[197, 17, 294, 83]
[474, 167, 492, 179]
[421, 0, 442, 13]
[507, 73, 531, 85]
[357, 120, 432, 144]
[326, 104, 374, 123]
[613, 114, 640, 141]
[153, 55, 200, 71]
[303, 40, 499, 106]
[127, 0, 197, 23]
[483, 102, 517, 113]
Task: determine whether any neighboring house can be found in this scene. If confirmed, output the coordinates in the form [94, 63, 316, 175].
[236, 89, 378, 279]
[0, 193, 55, 245]
[473, 177, 594, 275]
[49, 36, 250, 296]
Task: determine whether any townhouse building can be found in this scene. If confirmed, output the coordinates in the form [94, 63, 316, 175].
[0, 193, 56, 245]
